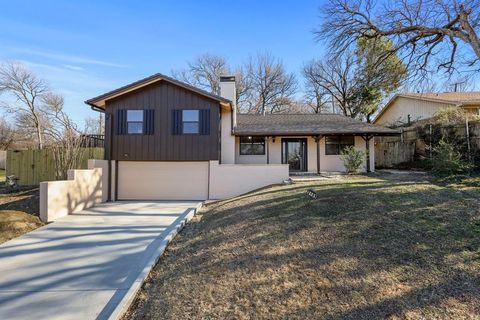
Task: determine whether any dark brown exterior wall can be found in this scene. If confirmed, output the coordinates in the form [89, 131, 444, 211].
[104, 81, 221, 161]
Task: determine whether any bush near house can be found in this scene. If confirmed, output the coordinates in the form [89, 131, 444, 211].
[430, 140, 473, 177]
[340, 145, 365, 173]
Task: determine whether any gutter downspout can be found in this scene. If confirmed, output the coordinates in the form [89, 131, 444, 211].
[90, 105, 105, 113]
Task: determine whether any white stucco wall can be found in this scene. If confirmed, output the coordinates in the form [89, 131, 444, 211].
[209, 161, 289, 199]
[88, 159, 109, 203]
[221, 108, 235, 164]
[39, 167, 103, 222]
[375, 97, 455, 126]
[235, 136, 374, 173]
[116, 161, 209, 200]
[219, 77, 236, 164]
[111, 160, 116, 201]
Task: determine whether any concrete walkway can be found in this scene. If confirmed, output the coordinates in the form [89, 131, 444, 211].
[0, 201, 202, 320]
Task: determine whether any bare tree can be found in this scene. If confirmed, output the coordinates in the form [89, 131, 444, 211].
[0, 61, 97, 178]
[317, 0, 480, 75]
[173, 53, 228, 95]
[0, 119, 16, 150]
[41, 93, 86, 179]
[0, 62, 49, 149]
[232, 66, 252, 110]
[84, 113, 105, 135]
[303, 54, 359, 117]
[302, 61, 332, 113]
[172, 53, 251, 110]
[245, 53, 297, 114]
[401, 74, 477, 93]
[442, 76, 477, 92]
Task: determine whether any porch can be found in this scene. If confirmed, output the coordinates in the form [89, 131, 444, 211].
[234, 135, 375, 173]
[233, 113, 401, 173]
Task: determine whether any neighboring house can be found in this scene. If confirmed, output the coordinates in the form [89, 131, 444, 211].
[374, 92, 480, 127]
[85, 73, 398, 201]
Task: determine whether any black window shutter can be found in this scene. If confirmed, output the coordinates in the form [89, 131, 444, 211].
[172, 110, 182, 135]
[116, 109, 127, 135]
[144, 109, 155, 135]
[199, 109, 210, 135]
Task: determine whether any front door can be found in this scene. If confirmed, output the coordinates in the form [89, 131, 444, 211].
[282, 138, 307, 172]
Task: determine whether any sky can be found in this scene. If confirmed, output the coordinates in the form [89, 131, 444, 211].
[0, 0, 326, 125]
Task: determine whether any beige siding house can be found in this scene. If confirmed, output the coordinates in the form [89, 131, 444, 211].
[374, 92, 480, 127]
[84, 73, 398, 201]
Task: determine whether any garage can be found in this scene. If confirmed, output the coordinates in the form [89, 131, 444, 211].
[117, 161, 209, 200]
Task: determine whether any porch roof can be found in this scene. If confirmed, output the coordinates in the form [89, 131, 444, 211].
[235, 114, 400, 136]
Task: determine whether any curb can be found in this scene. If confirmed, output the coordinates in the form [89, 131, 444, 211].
[107, 202, 203, 320]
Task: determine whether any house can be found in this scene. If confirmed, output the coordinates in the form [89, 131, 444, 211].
[85, 73, 398, 201]
[374, 92, 480, 127]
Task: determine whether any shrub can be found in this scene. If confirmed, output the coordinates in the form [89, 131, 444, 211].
[340, 146, 366, 174]
[431, 140, 472, 177]
[432, 107, 480, 124]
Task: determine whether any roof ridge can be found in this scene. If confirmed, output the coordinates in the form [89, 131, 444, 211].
[85, 72, 231, 108]
[237, 113, 344, 116]
[403, 91, 480, 94]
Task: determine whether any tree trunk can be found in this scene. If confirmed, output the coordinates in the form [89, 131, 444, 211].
[459, 5, 480, 59]
[36, 124, 43, 149]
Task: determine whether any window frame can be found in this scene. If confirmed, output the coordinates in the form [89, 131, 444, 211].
[325, 135, 355, 155]
[126, 110, 144, 135]
[239, 136, 266, 156]
[182, 109, 200, 135]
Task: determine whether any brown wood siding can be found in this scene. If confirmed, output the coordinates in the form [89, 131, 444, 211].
[104, 81, 220, 161]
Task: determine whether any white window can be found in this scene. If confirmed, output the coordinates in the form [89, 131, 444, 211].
[127, 110, 144, 134]
[182, 110, 199, 134]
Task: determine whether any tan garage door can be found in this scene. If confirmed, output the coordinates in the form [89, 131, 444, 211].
[117, 161, 209, 200]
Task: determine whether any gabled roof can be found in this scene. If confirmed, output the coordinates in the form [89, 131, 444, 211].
[235, 114, 400, 136]
[400, 92, 480, 104]
[373, 92, 480, 123]
[85, 73, 232, 109]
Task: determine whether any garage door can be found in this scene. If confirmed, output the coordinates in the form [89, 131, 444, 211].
[117, 161, 209, 200]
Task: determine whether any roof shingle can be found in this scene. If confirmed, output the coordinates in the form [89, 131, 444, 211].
[400, 92, 480, 104]
[235, 114, 400, 136]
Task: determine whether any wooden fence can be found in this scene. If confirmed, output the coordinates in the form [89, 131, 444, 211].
[6, 148, 104, 185]
[375, 138, 416, 168]
[375, 121, 480, 168]
[0, 150, 6, 169]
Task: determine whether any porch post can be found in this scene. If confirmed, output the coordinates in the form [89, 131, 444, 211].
[314, 135, 322, 174]
[266, 136, 270, 164]
[362, 135, 372, 173]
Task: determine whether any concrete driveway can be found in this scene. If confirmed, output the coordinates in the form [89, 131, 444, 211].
[0, 201, 202, 320]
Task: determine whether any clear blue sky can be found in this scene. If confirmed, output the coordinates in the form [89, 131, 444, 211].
[0, 0, 326, 125]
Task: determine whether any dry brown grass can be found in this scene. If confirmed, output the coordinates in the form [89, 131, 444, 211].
[0, 210, 43, 244]
[0, 172, 43, 243]
[126, 173, 480, 320]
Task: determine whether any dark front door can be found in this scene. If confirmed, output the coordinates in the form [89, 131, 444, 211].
[282, 138, 307, 172]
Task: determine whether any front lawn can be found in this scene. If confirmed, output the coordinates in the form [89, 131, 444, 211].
[126, 173, 480, 319]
